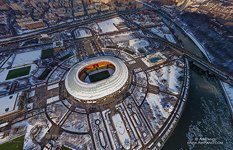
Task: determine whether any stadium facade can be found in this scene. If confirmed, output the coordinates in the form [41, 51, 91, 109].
[65, 56, 130, 104]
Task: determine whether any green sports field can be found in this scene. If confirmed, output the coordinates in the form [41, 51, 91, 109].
[89, 70, 110, 83]
[6, 66, 31, 80]
[0, 136, 24, 150]
[61, 145, 72, 150]
[41, 49, 54, 59]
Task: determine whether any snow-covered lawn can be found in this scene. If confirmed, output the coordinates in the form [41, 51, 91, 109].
[140, 93, 170, 133]
[12, 50, 41, 67]
[135, 72, 147, 86]
[146, 93, 169, 118]
[89, 112, 111, 150]
[166, 65, 182, 94]
[112, 113, 130, 150]
[1, 54, 15, 68]
[46, 101, 69, 125]
[97, 17, 124, 33]
[148, 71, 160, 86]
[128, 38, 149, 52]
[58, 132, 94, 150]
[24, 115, 52, 150]
[0, 93, 19, 116]
[131, 86, 147, 106]
[155, 65, 183, 94]
[62, 112, 89, 133]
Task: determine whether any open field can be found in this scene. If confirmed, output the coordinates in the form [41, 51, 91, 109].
[0, 136, 24, 150]
[89, 70, 110, 82]
[6, 66, 31, 80]
[41, 49, 54, 59]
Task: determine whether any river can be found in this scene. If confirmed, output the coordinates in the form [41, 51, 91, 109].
[160, 15, 233, 150]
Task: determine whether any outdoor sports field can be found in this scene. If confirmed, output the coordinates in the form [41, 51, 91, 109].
[89, 70, 110, 83]
[6, 66, 31, 80]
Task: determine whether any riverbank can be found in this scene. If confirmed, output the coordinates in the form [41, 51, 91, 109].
[180, 24, 233, 120]
[156, 6, 233, 150]
[220, 82, 233, 119]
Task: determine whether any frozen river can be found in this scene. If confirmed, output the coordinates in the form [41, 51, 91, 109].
[163, 67, 233, 150]
[161, 14, 233, 150]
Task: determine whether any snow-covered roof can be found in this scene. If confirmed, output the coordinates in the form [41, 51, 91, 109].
[65, 56, 129, 101]
[97, 17, 123, 33]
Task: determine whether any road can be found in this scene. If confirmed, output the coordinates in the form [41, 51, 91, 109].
[124, 2, 233, 86]
[0, 10, 138, 45]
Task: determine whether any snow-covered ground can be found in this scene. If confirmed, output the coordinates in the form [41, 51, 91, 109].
[97, 17, 124, 33]
[47, 95, 60, 104]
[141, 57, 152, 67]
[0, 84, 9, 95]
[146, 93, 169, 118]
[151, 27, 176, 44]
[148, 71, 160, 86]
[110, 32, 134, 43]
[131, 86, 147, 106]
[24, 116, 52, 150]
[12, 50, 41, 67]
[147, 63, 183, 94]
[62, 112, 89, 133]
[46, 101, 69, 125]
[112, 113, 131, 150]
[47, 83, 59, 90]
[58, 132, 94, 149]
[166, 65, 182, 94]
[48, 67, 66, 83]
[159, 65, 183, 94]
[61, 56, 79, 69]
[0, 64, 38, 82]
[74, 28, 92, 38]
[135, 72, 147, 86]
[128, 38, 149, 52]
[0, 93, 19, 116]
[1, 54, 15, 68]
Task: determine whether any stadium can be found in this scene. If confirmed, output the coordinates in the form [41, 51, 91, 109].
[65, 56, 131, 105]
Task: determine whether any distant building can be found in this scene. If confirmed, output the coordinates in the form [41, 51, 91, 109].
[101, 0, 111, 4]
[9, 3, 22, 12]
[16, 16, 46, 30]
[0, 0, 9, 10]
[53, 40, 65, 51]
